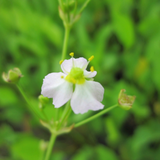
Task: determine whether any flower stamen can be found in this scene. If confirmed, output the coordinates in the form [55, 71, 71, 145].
[69, 52, 75, 67]
[82, 55, 95, 70]
[69, 52, 74, 57]
[90, 66, 94, 72]
[88, 55, 94, 61]
[59, 60, 63, 65]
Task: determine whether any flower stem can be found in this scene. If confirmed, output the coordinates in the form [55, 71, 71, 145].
[16, 84, 44, 121]
[44, 133, 57, 160]
[61, 26, 70, 60]
[77, 0, 91, 15]
[74, 104, 118, 128]
[59, 101, 72, 127]
[60, 102, 70, 124]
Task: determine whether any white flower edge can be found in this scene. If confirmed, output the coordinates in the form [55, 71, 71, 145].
[41, 72, 73, 108]
[71, 80, 104, 114]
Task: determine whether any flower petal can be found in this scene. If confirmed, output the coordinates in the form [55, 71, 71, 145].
[73, 57, 88, 69]
[61, 57, 88, 74]
[71, 81, 104, 114]
[61, 58, 73, 74]
[41, 72, 73, 108]
[84, 70, 97, 78]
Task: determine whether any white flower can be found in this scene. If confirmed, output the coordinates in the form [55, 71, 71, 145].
[41, 53, 104, 114]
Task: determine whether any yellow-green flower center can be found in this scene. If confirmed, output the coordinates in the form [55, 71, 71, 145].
[65, 67, 85, 84]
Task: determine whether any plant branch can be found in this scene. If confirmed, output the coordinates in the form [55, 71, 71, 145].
[61, 26, 70, 60]
[16, 84, 44, 121]
[77, 0, 91, 15]
[44, 133, 57, 160]
[74, 104, 118, 128]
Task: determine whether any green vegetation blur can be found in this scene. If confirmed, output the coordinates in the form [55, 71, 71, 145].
[0, 0, 160, 160]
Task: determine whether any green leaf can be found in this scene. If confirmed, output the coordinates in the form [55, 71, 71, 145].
[95, 145, 119, 160]
[0, 124, 17, 146]
[146, 34, 160, 91]
[127, 119, 160, 160]
[138, 4, 160, 37]
[71, 146, 94, 160]
[1, 107, 24, 125]
[11, 134, 41, 160]
[50, 152, 65, 160]
[105, 117, 120, 146]
[112, 13, 135, 48]
[0, 87, 18, 106]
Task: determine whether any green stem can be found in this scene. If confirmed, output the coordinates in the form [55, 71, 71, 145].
[61, 26, 70, 60]
[66, 0, 70, 22]
[44, 133, 57, 160]
[41, 110, 49, 122]
[77, 0, 91, 15]
[58, 102, 71, 128]
[64, 106, 72, 121]
[74, 104, 118, 128]
[16, 84, 44, 121]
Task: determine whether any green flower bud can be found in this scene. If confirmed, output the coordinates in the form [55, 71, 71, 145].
[62, 0, 76, 13]
[2, 68, 22, 83]
[118, 89, 136, 110]
[38, 95, 49, 109]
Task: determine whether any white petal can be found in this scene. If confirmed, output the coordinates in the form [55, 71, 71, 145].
[61, 57, 88, 74]
[41, 72, 73, 108]
[84, 70, 97, 78]
[71, 81, 104, 114]
[61, 58, 73, 74]
[73, 57, 88, 69]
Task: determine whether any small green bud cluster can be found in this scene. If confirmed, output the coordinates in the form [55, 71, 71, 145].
[58, 0, 80, 28]
[118, 89, 136, 110]
[2, 68, 22, 83]
[61, 0, 76, 13]
[38, 95, 49, 109]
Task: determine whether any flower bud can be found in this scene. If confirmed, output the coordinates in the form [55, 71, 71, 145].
[38, 95, 49, 109]
[62, 0, 76, 13]
[2, 68, 22, 83]
[118, 89, 136, 110]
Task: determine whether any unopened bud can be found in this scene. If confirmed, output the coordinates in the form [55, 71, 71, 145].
[2, 68, 22, 83]
[118, 89, 136, 110]
[38, 95, 49, 109]
[62, 0, 76, 13]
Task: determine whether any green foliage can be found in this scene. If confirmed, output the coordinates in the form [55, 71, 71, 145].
[11, 134, 42, 160]
[0, 0, 160, 159]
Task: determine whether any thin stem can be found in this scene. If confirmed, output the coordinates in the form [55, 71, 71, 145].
[66, 0, 70, 22]
[58, 102, 70, 128]
[61, 26, 70, 60]
[77, 0, 91, 15]
[44, 133, 57, 160]
[16, 84, 44, 121]
[64, 106, 72, 122]
[74, 104, 118, 128]
[41, 110, 49, 121]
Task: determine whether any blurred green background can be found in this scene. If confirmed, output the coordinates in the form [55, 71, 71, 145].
[0, 0, 160, 160]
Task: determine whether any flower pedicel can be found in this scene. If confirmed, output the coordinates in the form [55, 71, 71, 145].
[41, 53, 104, 114]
